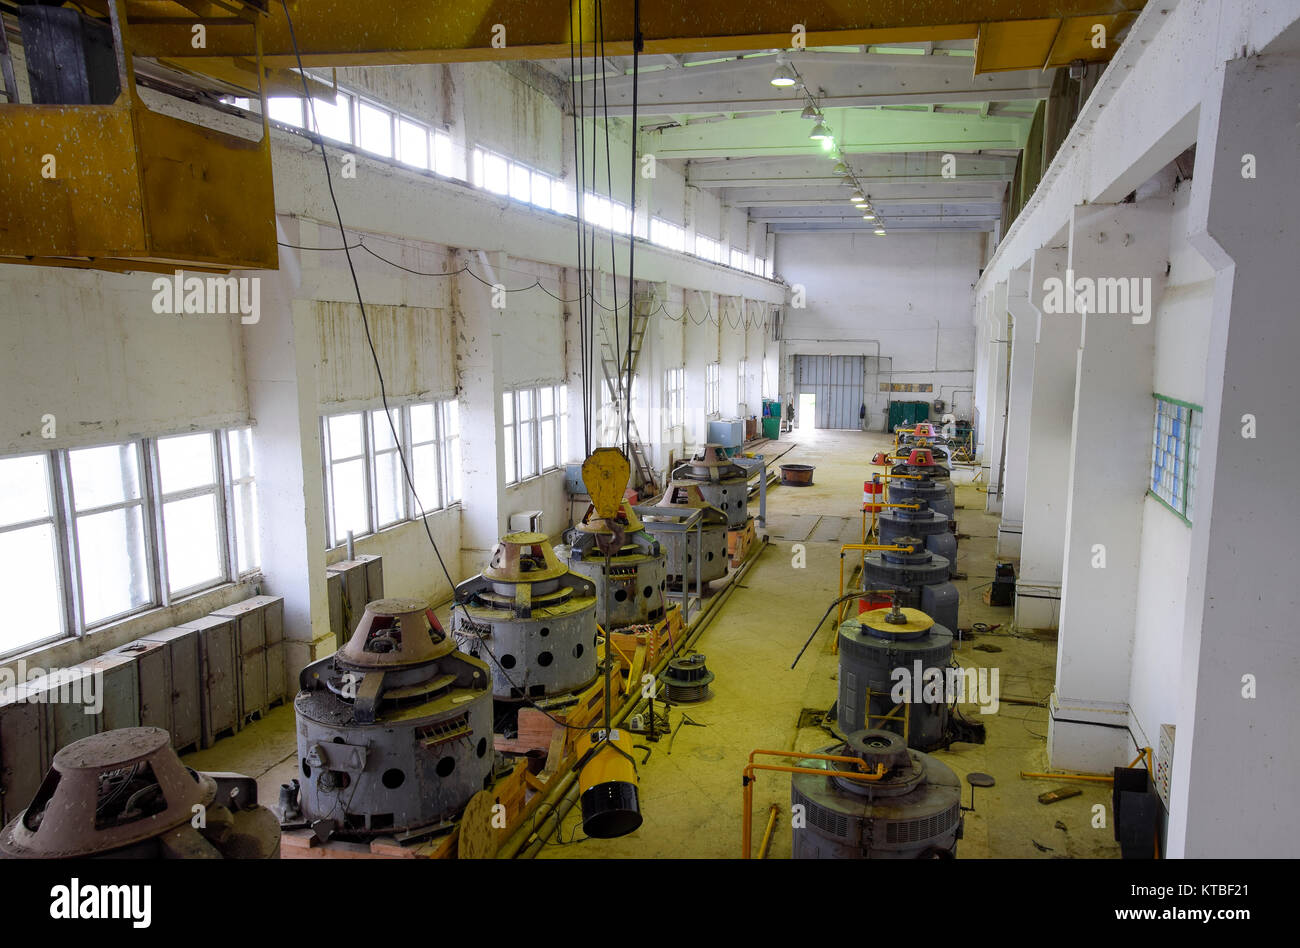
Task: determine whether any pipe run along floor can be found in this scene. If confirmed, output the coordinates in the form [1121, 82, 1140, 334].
[180, 427, 1120, 859]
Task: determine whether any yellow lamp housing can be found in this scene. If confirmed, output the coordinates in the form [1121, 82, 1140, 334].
[577, 727, 642, 839]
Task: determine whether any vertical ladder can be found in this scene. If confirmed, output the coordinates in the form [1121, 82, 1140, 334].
[598, 292, 657, 494]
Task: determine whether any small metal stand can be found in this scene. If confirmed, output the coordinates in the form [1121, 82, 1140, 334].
[964, 772, 995, 811]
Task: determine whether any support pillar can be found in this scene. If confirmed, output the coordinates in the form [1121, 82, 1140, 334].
[998, 264, 1035, 556]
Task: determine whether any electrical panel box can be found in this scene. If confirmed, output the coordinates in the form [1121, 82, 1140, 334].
[564, 463, 588, 496]
[0, 684, 51, 825]
[1156, 723, 1175, 807]
[707, 419, 744, 450]
[508, 510, 544, 533]
[111, 638, 172, 734]
[139, 626, 202, 753]
[327, 556, 384, 648]
[178, 614, 240, 748]
[82, 652, 140, 732]
[212, 599, 268, 724]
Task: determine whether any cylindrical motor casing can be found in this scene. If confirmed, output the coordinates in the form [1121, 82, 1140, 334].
[879, 506, 958, 564]
[454, 607, 599, 701]
[295, 680, 494, 835]
[887, 477, 954, 520]
[672, 445, 751, 529]
[791, 731, 962, 859]
[691, 479, 749, 529]
[562, 548, 668, 629]
[837, 609, 955, 750]
[861, 546, 958, 633]
[650, 523, 729, 588]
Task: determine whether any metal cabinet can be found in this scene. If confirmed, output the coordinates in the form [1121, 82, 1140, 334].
[326, 555, 384, 648]
[82, 652, 140, 732]
[212, 595, 286, 720]
[176, 615, 240, 748]
[111, 638, 172, 734]
[0, 685, 50, 825]
[139, 626, 202, 753]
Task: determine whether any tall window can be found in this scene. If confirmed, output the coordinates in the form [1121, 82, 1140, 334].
[695, 235, 722, 263]
[503, 384, 568, 486]
[0, 454, 64, 652]
[706, 362, 720, 416]
[473, 147, 565, 211]
[1149, 395, 1202, 524]
[664, 367, 685, 429]
[651, 218, 685, 252]
[156, 433, 226, 597]
[322, 399, 460, 547]
[0, 429, 260, 657]
[736, 359, 749, 411]
[730, 248, 748, 270]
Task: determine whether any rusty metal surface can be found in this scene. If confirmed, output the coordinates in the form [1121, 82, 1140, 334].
[482, 532, 570, 585]
[335, 598, 456, 670]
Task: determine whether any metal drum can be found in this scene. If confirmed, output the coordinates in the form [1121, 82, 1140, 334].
[878, 497, 957, 564]
[639, 482, 729, 589]
[453, 533, 599, 701]
[294, 599, 494, 839]
[837, 605, 954, 751]
[791, 729, 962, 859]
[671, 443, 750, 529]
[559, 502, 668, 630]
[887, 463, 955, 520]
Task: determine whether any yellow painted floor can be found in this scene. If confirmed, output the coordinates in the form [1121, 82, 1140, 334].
[185, 425, 1119, 859]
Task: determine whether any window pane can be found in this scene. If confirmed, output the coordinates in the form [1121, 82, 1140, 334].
[442, 399, 460, 438]
[70, 443, 141, 509]
[484, 152, 509, 195]
[371, 408, 401, 452]
[504, 425, 517, 484]
[311, 92, 353, 142]
[538, 385, 554, 417]
[328, 413, 365, 460]
[78, 506, 151, 624]
[358, 101, 393, 157]
[444, 438, 462, 504]
[517, 388, 534, 422]
[412, 443, 440, 512]
[330, 457, 369, 544]
[557, 386, 568, 463]
[227, 428, 254, 480]
[553, 180, 571, 214]
[541, 418, 556, 471]
[398, 117, 429, 168]
[532, 171, 552, 209]
[267, 96, 304, 127]
[410, 403, 436, 444]
[374, 450, 405, 527]
[519, 421, 537, 478]
[433, 130, 454, 174]
[0, 454, 51, 526]
[163, 494, 223, 594]
[510, 163, 531, 202]
[0, 524, 62, 650]
[471, 148, 484, 187]
[502, 391, 514, 425]
[157, 432, 216, 494]
[232, 481, 259, 574]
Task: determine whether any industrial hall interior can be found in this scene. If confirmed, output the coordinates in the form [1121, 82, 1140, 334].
[0, 0, 1295, 873]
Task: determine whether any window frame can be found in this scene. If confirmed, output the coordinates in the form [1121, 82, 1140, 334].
[502, 383, 568, 486]
[706, 362, 721, 417]
[0, 451, 71, 651]
[1147, 393, 1202, 525]
[154, 431, 230, 600]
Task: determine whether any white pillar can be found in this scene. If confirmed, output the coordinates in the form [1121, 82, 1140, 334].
[998, 264, 1035, 556]
[1016, 247, 1073, 630]
[1170, 44, 1300, 857]
[1049, 202, 1168, 773]
[982, 281, 1010, 513]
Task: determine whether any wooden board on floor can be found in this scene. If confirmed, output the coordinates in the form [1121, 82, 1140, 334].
[457, 790, 500, 859]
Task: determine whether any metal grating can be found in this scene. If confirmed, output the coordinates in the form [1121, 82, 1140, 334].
[884, 802, 960, 844]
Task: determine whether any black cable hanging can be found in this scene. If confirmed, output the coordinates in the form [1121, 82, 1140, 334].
[625, 0, 642, 457]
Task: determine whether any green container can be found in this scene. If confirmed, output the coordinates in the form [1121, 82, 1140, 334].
[888, 401, 931, 431]
[762, 416, 780, 440]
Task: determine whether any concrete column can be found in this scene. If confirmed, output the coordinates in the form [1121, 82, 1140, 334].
[1016, 247, 1073, 630]
[972, 292, 990, 456]
[982, 281, 1009, 512]
[998, 264, 1035, 556]
[1171, 42, 1300, 857]
[243, 220, 332, 676]
[1049, 202, 1168, 773]
[454, 249, 508, 575]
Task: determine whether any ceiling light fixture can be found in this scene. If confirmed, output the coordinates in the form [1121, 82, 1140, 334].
[770, 54, 798, 88]
[850, 189, 865, 202]
[833, 162, 849, 176]
[800, 104, 818, 120]
[809, 120, 831, 141]
[874, 227, 887, 235]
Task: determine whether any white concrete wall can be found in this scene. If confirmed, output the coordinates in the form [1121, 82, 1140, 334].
[775, 231, 981, 429]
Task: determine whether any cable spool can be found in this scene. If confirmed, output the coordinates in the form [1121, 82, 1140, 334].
[660, 654, 715, 703]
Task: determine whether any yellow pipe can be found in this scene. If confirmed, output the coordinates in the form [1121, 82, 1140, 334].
[743, 751, 885, 858]
[1020, 748, 1152, 785]
[758, 804, 780, 859]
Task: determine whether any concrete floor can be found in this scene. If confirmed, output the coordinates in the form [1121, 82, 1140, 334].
[186, 426, 1119, 859]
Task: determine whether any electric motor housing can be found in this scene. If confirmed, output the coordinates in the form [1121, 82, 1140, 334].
[861, 542, 958, 633]
[295, 599, 495, 838]
[837, 607, 955, 751]
[791, 729, 962, 859]
[560, 502, 668, 630]
[453, 533, 600, 701]
[640, 482, 730, 589]
[878, 499, 958, 563]
[670, 444, 750, 529]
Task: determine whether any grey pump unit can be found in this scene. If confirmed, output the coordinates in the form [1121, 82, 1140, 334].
[559, 502, 668, 630]
[837, 604, 954, 751]
[671, 443, 750, 529]
[878, 497, 957, 564]
[639, 482, 730, 589]
[888, 461, 955, 521]
[660, 654, 714, 703]
[861, 538, 958, 635]
[791, 729, 962, 859]
[294, 599, 494, 839]
[0, 727, 279, 859]
[453, 532, 599, 701]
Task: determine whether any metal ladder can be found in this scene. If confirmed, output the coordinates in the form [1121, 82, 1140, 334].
[599, 293, 657, 494]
